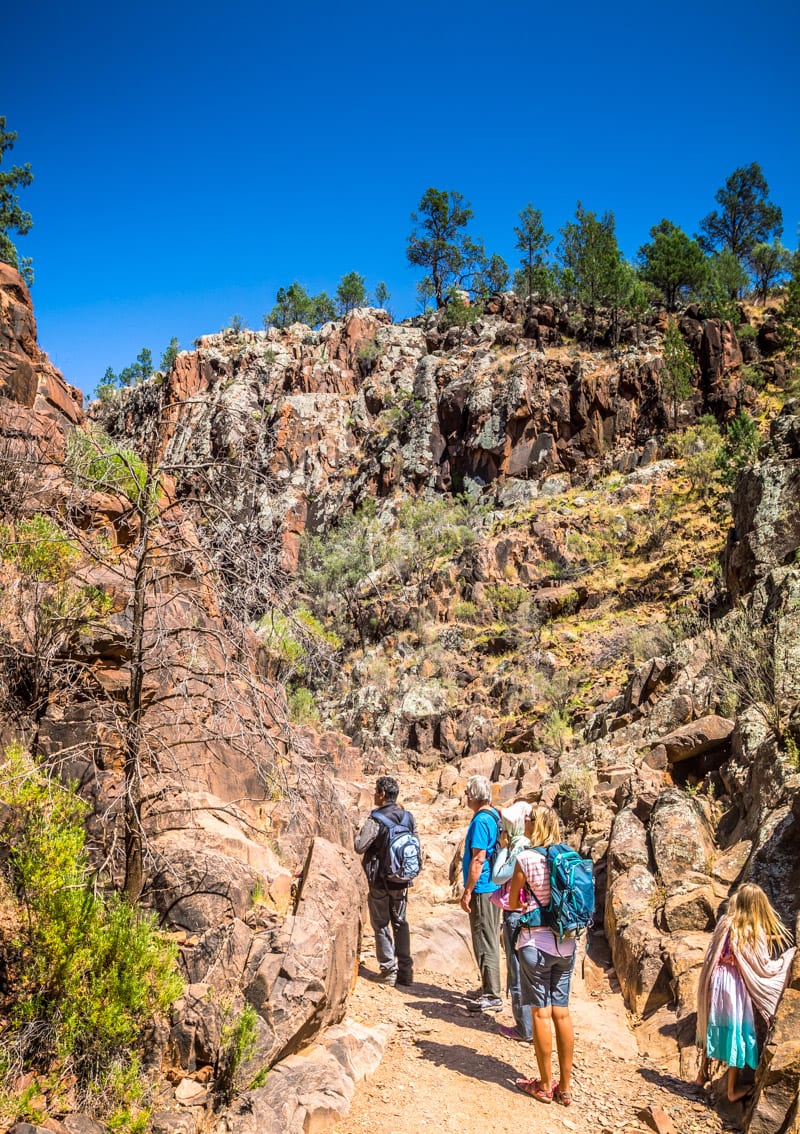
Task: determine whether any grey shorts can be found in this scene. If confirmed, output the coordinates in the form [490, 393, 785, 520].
[518, 943, 575, 1008]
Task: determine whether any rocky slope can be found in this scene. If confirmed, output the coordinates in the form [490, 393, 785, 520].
[1, 262, 799, 1133]
[0, 265, 368, 1131]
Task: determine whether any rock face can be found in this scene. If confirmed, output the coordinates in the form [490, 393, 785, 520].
[0, 262, 83, 456]
[724, 402, 800, 601]
[0, 263, 368, 1128]
[92, 303, 739, 573]
[748, 922, 800, 1134]
[171, 837, 365, 1079]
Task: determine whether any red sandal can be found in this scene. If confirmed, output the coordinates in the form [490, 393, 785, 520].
[554, 1084, 573, 1106]
[515, 1077, 554, 1103]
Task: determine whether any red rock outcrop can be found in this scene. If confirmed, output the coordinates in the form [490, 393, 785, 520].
[0, 262, 83, 460]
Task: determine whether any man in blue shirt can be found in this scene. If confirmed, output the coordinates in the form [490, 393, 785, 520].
[460, 774, 502, 1011]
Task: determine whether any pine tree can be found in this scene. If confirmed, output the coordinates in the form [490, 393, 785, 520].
[0, 117, 34, 286]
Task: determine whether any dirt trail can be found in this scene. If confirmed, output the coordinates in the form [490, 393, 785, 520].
[331, 935, 741, 1134]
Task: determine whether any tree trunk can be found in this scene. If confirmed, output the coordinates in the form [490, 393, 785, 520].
[122, 491, 152, 904]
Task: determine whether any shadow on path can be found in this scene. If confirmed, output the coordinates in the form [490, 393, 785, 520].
[360, 968, 516, 1042]
[414, 1038, 532, 1096]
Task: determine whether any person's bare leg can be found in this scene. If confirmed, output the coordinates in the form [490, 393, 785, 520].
[532, 1007, 553, 1087]
[695, 1051, 710, 1086]
[727, 1066, 751, 1102]
[552, 1006, 574, 1094]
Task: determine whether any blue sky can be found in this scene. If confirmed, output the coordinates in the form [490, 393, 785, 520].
[4, 0, 799, 396]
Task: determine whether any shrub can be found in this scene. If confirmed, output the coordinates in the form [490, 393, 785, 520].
[629, 623, 672, 662]
[215, 1004, 261, 1104]
[711, 606, 783, 739]
[484, 583, 527, 616]
[441, 289, 479, 329]
[66, 428, 152, 508]
[670, 414, 725, 497]
[559, 766, 594, 824]
[740, 363, 764, 390]
[0, 513, 79, 581]
[287, 686, 319, 723]
[453, 600, 480, 623]
[717, 410, 761, 486]
[258, 607, 340, 684]
[0, 745, 182, 1124]
[357, 338, 382, 369]
[543, 708, 572, 754]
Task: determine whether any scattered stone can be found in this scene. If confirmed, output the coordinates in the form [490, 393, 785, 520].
[636, 1105, 678, 1134]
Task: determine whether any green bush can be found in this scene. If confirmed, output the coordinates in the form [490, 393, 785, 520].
[0, 513, 79, 581]
[287, 686, 319, 723]
[673, 415, 725, 497]
[484, 583, 527, 615]
[441, 288, 480, 329]
[717, 410, 761, 486]
[258, 607, 340, 681]
[0, 745, 182, 1124]
[453, 600, 480, 622]
[543, 708, 572, 753]
[66, 427, 152, 508]
[215, 1003, 261, 1104]
[712, 606, 783, 739]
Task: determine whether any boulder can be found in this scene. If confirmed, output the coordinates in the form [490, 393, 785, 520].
[650, 789, 715, 887]
[211, 1019, 390, 1134]
[662, 882, 717, 932]
[606, 863, 658, 936]
[413, 908, 476, 974]
[748, 987, 800, 1134]
[652, 715, 734, 764]
[242, 837, 365, 1067]
[607, 807, 650, 882]
[610, 920, 672, 1017]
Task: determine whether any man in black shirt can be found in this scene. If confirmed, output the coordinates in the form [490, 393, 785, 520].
[354, 775, 416, 986]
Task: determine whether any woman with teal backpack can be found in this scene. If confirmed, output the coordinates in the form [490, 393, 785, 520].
[508, 805, 576, 1106]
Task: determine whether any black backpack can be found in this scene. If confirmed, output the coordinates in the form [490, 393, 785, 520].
[485, 807, 503, 878]
[371, 810, 422, 885]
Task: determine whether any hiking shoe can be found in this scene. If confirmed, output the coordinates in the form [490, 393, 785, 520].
[463, 987, 487, 1000]
[467, 994, 503, 1013]
[498, 1024, 530, 1042]
[377, 971, 397, 985]
[396, 974, 414, 987]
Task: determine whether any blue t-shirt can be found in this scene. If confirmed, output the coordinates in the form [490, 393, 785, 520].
[462, 807, 500, 894]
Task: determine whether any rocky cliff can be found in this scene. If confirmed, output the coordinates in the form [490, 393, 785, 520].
[2, 261, 798, 1133]
[0, 265, 369, 1131]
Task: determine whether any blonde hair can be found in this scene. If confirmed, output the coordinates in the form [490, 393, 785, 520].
[527, 804, 561, 848]
[729, 883, 791, 950]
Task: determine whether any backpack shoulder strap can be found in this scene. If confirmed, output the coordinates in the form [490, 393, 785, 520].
[371, 810, 396, 831]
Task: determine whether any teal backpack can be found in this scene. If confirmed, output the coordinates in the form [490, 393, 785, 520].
[514, 844, 595, 941]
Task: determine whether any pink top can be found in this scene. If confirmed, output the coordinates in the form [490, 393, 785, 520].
[515, 848, 576, 957]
